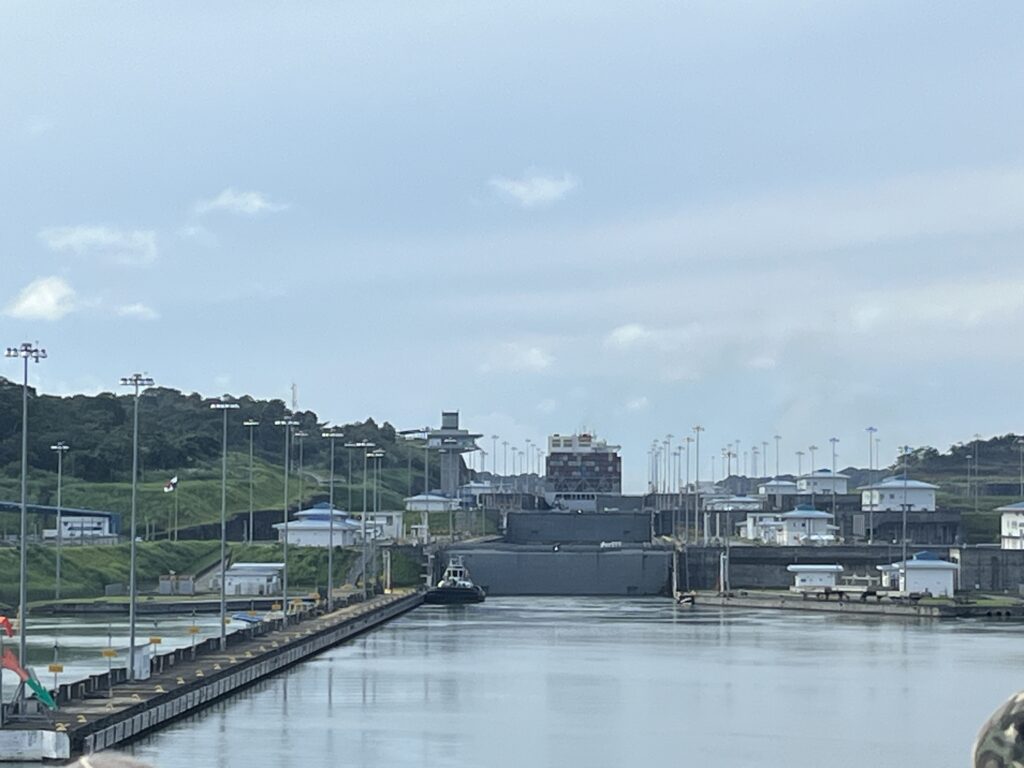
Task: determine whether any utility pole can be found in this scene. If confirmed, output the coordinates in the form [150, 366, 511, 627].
[211, 399, 239, 651]
[693, 425, 704, 544]
[274, 417, 299, 616]
[50, 441, 69, 600]
[866, 427, 877, 544]
[244, 419, 259, 543]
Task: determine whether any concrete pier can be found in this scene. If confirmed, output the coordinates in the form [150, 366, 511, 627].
[0, 589, 423, 760]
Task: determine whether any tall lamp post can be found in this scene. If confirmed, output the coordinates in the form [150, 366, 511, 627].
[50, 441, 69, 600]
[274, 417, 299, 615]
[243, 419, 259, 543]
[211, 400, 239, 650]
[369, 449, 385, 588]
[1016, 438, 1024, 498]
[294, 430, 309, 510]
[900, 445, 911, 591]
[120, 372, 154, 681]
[322, 430, 345, 611]
[829, 437, 840, 519]
[693, 425, 704, 544]
[866, 427, 878, 544]
[6, 342, 46, 703]
[808, 445, 818, 507]
[345, 441, 375, 599]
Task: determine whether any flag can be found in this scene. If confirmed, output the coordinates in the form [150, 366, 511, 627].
[0, 615, 12, 637]
[2, 649, 57, 709]
[163, 476, 179, 493]
[2, 648, 28, 681]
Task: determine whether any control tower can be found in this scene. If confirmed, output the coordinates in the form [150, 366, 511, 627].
[428, 411, 482, 497]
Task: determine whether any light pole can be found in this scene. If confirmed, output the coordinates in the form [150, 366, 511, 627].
[900, 445, 911, 589]
[808, 445, 818, 507]
[211, 400, 239, 651]
[5, 342, 46, 703]
[1017, 438, 1024, 498]
[829, 437, 839, 519]
[369, 449, 385, 590]
[50, 441, 69, 600]
[345, 441, 374, 599]
[294, 430, 309, 509]
[322, 430, 344, 612]
[274, 417, 299, 615]
[243, 419, 259, 543]
[693, 425, 704, 544]
[491, 435, 498, 479]
[773, 435, 781, 478]
[684, 436, 693, 541]
[119, 372, 153, 681]
[796, 451, 804, 480]
[866, 427, 877, 544]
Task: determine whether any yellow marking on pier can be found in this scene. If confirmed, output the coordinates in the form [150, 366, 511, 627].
[76, 715, 87, 723]
[176, 677, 185, 685]
[195, 670, 204, 678]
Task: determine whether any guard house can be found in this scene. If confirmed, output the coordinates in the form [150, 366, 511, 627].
[272, 503, 361, 547]
[776, 505, 838, 546]
[859, 477, 939, 512]
[428, 411, 482, 498]
[758, 479, 799, 510]
[787, 564, 844, 591]
[739, 511, 782, 543]
[876, 551, 958, 596]
[363, 511, 404, 541]
[797, 470, 849, 495]
[220, 563, 284, 596]
[997, 501, 1024, 549]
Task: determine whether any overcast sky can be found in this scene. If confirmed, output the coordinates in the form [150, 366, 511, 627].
[3, 2, 1024, 491]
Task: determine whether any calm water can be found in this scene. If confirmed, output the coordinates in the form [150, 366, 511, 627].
[104, 597, 1024, 767]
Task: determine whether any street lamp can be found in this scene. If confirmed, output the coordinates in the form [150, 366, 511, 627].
[211, 400, 239, 650]
[829, 437, 839, 518]
[50, 442, 69, 600]
[5, 342, 45, 704]
[243, 420, 259, 543]
[900, 445, 911, 587]
[808, 445, 818, 507]
[369, 449, 385, 589]
[1016, 438, 1024, 498]
[345, 441, 375, 599]
[796, 450, 804, 478]
[693, 425, 704, 544]
[866, 427, 878, 544]
[322, 430, 345, 612]
[274, 417, 299, 615]
[119, 372, 154, 681]
[294, 430, 309, 509]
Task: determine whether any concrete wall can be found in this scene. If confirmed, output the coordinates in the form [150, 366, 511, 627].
[505, 511, 651, 544]
[447, 545, 670, 595]
[0, 729, 69, 761]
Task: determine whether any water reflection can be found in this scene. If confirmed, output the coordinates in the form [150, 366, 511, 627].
[120, 597, 1020, 768]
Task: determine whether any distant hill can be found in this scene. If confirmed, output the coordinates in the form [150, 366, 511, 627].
[0, 379, 445, 532]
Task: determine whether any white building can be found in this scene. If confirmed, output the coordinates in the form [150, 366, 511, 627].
[42, 514, 114, 540]
[997, 501, 1024, 549]
[704, 495, 764, 512]
[404, 493, 460, 513]
[757, 479, 799, 497]
[797, 470, 849, 495]
[363, 511, 404, 541]
[738, 511, 782, 543]
[776, 506, 838, 546]
[787, 564, 844, 591]
[272, 503, 361, 548]
[859, 477, 939, 512]
[219, 562, 284, 596]
[876, 552, 958, 596]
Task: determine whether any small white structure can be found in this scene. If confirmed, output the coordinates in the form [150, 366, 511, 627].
[797, 470, 849, 495]
[776, 506, 838, 546]
[220, 562, 284, 596]
[787, 564, 844, 591]
[704, 495, 764, 512]
[272, 503, 361, 548]
[876, 552, 958, 596]
[859, 476, 939, 512]
[757, 479, 799, 497]
[42, 514, 113, 540]
[997, 501, 1024, 549]
[404, 493, 459, 513]
[363, 511, 404, 541]
[738, 511, 782, 543]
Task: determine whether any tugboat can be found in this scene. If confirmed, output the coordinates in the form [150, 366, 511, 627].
[424, 556, 486, 604]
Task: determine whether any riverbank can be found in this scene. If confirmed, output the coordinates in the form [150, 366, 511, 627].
[0, 589, 423, 761]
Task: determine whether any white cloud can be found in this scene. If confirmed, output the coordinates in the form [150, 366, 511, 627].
[116, 303, 159, 320]
[625, 396, 649, 412]
[5, 276, 76, 321]
[536, 398, 557, 414]
[479, 342, 554, 373]
[196, 188, 288, 215]
[177, 224, 218, 246]
[488, 171, 578, 208]
[606, 323, 654, 349]
[39, 226, 157, 265]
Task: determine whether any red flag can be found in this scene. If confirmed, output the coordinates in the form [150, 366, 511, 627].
[0, 616, 12, 638]
[2, 649, 29, 681]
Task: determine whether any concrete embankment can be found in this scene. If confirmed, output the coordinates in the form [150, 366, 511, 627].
[686, 591, 1024, 618]
[0, 590, 422, 760]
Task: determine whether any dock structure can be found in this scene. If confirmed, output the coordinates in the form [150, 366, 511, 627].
[1, 589, 423, 760]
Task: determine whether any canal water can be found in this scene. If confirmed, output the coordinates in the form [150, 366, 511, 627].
[110, 599, 1024, 765]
